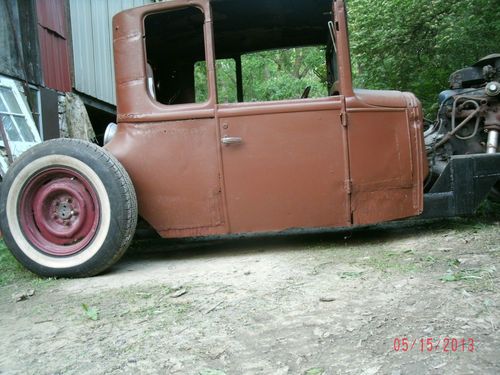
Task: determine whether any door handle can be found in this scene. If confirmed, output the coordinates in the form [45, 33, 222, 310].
[221, 136, 242, 145]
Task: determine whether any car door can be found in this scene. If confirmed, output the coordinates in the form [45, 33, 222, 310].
[217, 97, 351, 234]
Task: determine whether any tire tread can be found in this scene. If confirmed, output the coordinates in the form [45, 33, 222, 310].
[0, 138, 138, 277]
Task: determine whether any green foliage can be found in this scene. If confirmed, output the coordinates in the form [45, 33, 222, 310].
[195, 47, 327, 103]
[476, 200, 500, 219]
[348, 0, 500, 116]
[440, 267, 495, 283]
[195, 59, 238, 103]
[304, 368, 325, 375]
[339, 271, 364, 279]
[198, 370, 226, 375]
[0, 239, 37, 286]
[82, 303, 99, 321]
[241, 48, 327, 102]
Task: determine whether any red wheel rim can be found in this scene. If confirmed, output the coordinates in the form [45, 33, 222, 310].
[19, 167, 100, 256]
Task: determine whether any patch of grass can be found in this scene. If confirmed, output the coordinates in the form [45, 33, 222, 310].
[304, 368, 325, 375]
[363, 250, 420, 274]
[440, 266, 495, 282]
[475, 200, 500, 220]
[447, 215, 499, 234]
[359, 248, 445, 275]
[338, 271, 363, 279]
[440, 266, 496, 292]
[198, 370, 226, 375]
[87, 284, 192, 324]
[0, 239, 40, 287]
[82, 303, 99, 321]
[424, 255, 437, 264]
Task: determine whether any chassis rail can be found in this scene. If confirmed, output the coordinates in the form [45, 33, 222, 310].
[421, 153, 500, 218]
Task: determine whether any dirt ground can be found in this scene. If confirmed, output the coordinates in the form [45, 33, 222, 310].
[0, 217, 498, 375]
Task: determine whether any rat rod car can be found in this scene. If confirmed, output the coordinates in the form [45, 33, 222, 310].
[0, 0, 499, 277]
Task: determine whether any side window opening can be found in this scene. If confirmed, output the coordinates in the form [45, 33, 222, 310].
[209, 0, 339, 104]
[326, 38, 340, 95]
[198, 47, 330, 104]
[195, 58, 237, 104]
[241, 46, 328, 102]
[144, 7, 208, 105]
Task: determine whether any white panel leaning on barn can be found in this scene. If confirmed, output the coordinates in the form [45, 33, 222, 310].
[69, 0, 153, 106]
[0, 77, 42, 177]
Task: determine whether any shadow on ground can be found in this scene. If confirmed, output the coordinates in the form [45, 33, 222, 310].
[122, 216, 497, 265]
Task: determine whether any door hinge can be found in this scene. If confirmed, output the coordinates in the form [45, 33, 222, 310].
[340, 112, 348, 127]
[344, 179, 352, 194]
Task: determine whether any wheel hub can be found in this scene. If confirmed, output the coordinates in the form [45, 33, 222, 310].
[57, 202, 72, 220]
[19, 168, 100, 256]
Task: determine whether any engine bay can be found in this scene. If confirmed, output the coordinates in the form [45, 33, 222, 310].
[425, 54, 500, 199]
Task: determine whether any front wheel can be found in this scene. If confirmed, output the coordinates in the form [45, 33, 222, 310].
[0, 139, 137, 277]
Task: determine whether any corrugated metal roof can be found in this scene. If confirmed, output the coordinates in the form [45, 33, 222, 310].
[36, 0, 72, 92]
[37, 0, 67, 37]
[70, 0, 153, 105]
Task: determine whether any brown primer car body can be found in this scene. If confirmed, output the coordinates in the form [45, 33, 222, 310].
[107, 0, 428, 239]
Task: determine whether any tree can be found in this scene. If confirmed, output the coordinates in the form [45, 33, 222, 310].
[195, 47, 327, 103]
[348, 0, 500, 116]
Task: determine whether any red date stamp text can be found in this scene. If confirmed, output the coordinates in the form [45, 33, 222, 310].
[392, 337, 475, 353]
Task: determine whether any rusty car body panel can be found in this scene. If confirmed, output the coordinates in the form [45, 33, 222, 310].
[106, 0, 426, 238]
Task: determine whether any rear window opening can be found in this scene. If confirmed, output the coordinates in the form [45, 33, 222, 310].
[144, 7, 208, 105]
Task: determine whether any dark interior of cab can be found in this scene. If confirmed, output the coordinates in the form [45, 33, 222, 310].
[144, 0, 337, 105]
